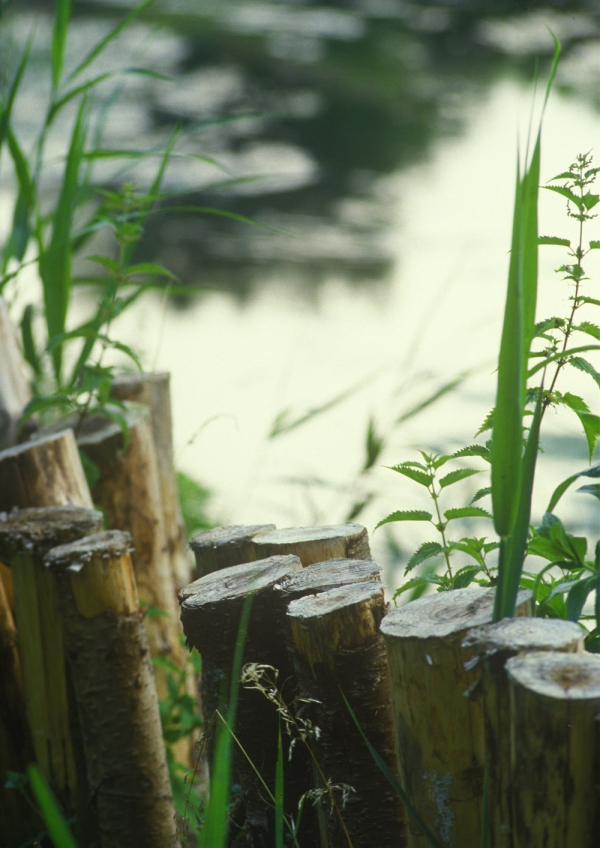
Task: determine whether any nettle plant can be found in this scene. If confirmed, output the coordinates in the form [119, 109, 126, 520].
[379, 146, 600, 649]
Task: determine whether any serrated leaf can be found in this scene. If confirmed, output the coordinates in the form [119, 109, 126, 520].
[393, 574, 449, 600]
[431, 454, 452, 469]
[453, 444, 491, 460]
[453, 565, 485, 589]
[471, 486, 492, 504]
[476, 408, 494, 436]
[544, 184, 583, 210]
[548, 171, 577, 181]
[590, 241, 600, 250]
[576, 321, 600, 341]
[439, 468, 481, 489]
[538, 236, 571, 246]
[568, 356, 600, 390]
[560, 393, 600, 461]
[388, 465, 432, 487]
[583, 192, 599, 211]
[444, 507, 492, 521]
[576, 296, 600, 307]
[405, 542, 443, 574]
[375, 510, 432, 530]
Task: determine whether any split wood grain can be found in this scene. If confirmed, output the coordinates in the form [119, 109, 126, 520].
[463, 617, 584, 848]
[380, 586, 531, 848]
[189, 523, 275, 577]
[46, 530, 177, 848]
[253, 523, 371, 566]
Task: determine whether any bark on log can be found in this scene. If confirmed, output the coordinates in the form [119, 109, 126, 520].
[45, 530, 177, 848]
[72, 406, 182, 690]
[111, 372, 192, 591]
[380, 587, 531, 848]
[0, 506, 102, 839]
[0, 296, 31, 450]
[0, 571, 38, 846]
[462, 617, 584, 848]
[506, 651, 600, 848]
[287, 581, 405, 848]
[180, 555, 304, 847]
[253, 523, 371, 567]
[189, 524, 276, 577]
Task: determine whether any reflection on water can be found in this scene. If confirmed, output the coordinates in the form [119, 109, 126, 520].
[5, 0, 600, 296]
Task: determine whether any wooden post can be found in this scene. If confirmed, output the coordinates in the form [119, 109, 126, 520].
[111, 371, 192, 591]
[253, 523, 371, 566]
[0, 429, 93, 613]
[380, 587, 531, 848]
[72, 406, 182, 688]
[180, 555, 304, 846]
[0, 571, 38, 846]
[462, 617, 584, 847]
[507, 651, 600, 848]
[0, 506, 102, 838]
[274, 557, 381, 603]
[0, 296, 31, 450]
[287, 581, 406, 848]
[45, 530, 177, 848]
[189, 523, 276, 577]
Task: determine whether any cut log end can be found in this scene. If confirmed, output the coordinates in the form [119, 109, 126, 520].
[507, 651, 600, 699]
[0, 506, 103, 560]
[275, 557, 381, 601]
[189, 523, 276, 575]
[380, 586, 532, 641]
[463, 617, 583, 658]
[253, 522, 371, 566]
[180, 554, 302, 608]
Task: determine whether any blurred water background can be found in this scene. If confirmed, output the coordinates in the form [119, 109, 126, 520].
[3, 0, 600, 585]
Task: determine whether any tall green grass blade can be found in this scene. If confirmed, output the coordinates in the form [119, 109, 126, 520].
[67, 0, 155, 82]
[39, 97, 87, 380]
[51, 0, 71, 91]
[3, 128, 34, 273]
[341, 693, 442, 848]
[0, 34, 32, 154]
[275, 724, 284, 848]
[27, 764, 78, 848]
[200, 593, 253, 848]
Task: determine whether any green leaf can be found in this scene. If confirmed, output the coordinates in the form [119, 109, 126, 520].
[576, 321, 600, 341]
[576, 296, 600, 307]
[544, 184, 583, 210]
[395, 370, 473, 426]
[453, 444, 491, 461]
[538, 236, 571, 246]
[568, 356, 600, 390]
[529, 344, 600, 378]
[363, 417, 384, 472]
[4, 128, 35, 269]
[393, 574, 451, 600]
[577, 483, 600, 501]
[560, 393, 600, 461]
[566, 577, 595, 622]
[374, 510, 432, 530]
[405, 542, 443, 574]
[453, 565, 485, 589]
[444, 507, 492, 521]
[476, 408, 495, 436]
[388, 465, 432, 487]
[51, 0, 71, 91]
[27, 765, 78, 848]
[471, 486, 492, 504]
[589, 241, 600, 250]
[546, 463, 600, 513]
[583, 192, 599, 211]
[439, 468, 480, 489]
[20, 304, 40, 377]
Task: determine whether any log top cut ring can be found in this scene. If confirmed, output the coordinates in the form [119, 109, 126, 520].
[507, 651, 600, 699]
[0, 505, 103, 559]
[45, 530, 133, 572]
[179, 554, 303, 607]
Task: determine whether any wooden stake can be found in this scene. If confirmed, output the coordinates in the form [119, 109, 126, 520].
[0, 296, 31, 450]
[0, 571, 38, 846]
[189, 523, 275, 577]
[45, 530, 177, 848]
[507, 651, 600, 848]
[287, 581, 406, 848]
[253, 523, 371, 566]
[462, 617, 584, 847]
[180, 555, 304, 845]
[380, 587, 531, 848]
[274, 557, 381, 603]
[0, 506, 102, 838]
[111, 371, 192, 591]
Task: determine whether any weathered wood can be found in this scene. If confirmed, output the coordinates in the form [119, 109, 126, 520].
[0, 429, 93, 614]
[463, 617, 584, 848]
[189, 523, 276, 577]
[380, 587, 531, 848]
[0, 571, 38, 846]
[180, 555, 304, 846]
[0, 296, 31, 450]
[274, 557, 381, 603]
[0, 506, 102, 839]
[45, 530, 177, 848]
[111, 372, 192, 591]
[253, 523, 371, 566]
[507, 651, 600, 848]
[72, 406, 182, 688]
[287, 581, 406, 848]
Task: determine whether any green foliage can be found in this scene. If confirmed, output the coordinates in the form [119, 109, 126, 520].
[177, 471, 214, 536]
[27, 765, 78, 848]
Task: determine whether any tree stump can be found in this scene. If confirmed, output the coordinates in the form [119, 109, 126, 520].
[0, 429, 93, 613]
[45, 530, 177, 848]
[0, 506, 102, 838]
[380, 587, 531, 848]
[462, 617, 584, 847]
[287, 581, 406, 848]
[274, 558, 381, 603]
[180, 555, 304, 846]
[506, 651, 600, 848]
[0, 296, 31, 450]
[253, 523, 371, 567]
[189, 523, 275, 577]
[111, 371, 192, 591]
